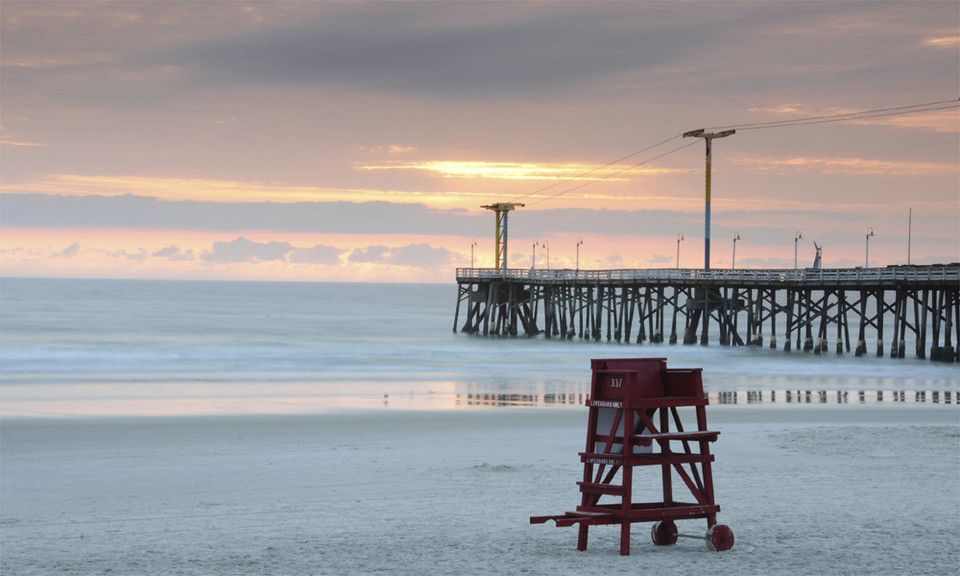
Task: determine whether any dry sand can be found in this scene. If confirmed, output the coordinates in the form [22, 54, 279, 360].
[2, 405, 958, 575]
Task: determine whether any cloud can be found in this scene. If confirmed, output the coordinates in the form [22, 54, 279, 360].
[0, 192, 838, 240]
[57, 242, 80, 258]
[363, 160, 666, 181]
[0, 194, 487, 236]
[150, 3, 706, 98]
[344, 243, 454, 267]
[357, 144, 419, 154]
[389, 243, 454, 267]
[605, 254, 624, 266]
[348, 246, 390, 264]
[112, 248, 148, 261]
[289, 244, 344, 265]
[152, 245, 195, 261]
[924, 35, 959, 48]
[201, 237, 293, 263]
[731, 155, 957, 176]
[0, 139, 45, 147]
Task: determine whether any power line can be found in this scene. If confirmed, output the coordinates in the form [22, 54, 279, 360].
[506, 134, 681, 204]
[504, 97, 959, 208]
[733, 103, 960, 131]
[523, 139, 700, 207]
[705, 98, 959, 132]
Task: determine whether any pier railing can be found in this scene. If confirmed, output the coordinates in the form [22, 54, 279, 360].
[456, 265, 959, 286]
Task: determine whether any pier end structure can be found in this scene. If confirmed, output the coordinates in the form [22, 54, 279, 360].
[481, 202, 524, 273]
[454, 265, 960, 362]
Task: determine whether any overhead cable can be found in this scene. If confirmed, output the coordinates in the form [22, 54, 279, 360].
[506, 134, 682, 204]
[523, 139, 700, 207]
[505, 97, 958, 208]
[705, 98, 959, 132]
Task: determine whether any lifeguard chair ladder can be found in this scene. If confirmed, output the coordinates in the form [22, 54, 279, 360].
[531, 358, 733, 555]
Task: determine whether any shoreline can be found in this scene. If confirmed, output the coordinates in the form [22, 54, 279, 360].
[3, 386, 959, 419]
[3, 401, 957, 434]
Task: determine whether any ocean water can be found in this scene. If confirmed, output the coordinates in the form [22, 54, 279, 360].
[1, 277, 958, 417]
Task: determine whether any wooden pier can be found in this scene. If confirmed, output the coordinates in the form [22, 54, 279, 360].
[454, 265, 960, 362]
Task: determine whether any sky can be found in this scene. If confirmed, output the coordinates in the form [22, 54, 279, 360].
[1, 0, 958, 283]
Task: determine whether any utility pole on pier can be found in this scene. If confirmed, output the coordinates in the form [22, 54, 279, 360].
[683, 128, 735, 270]
[482, 203, 524, 272]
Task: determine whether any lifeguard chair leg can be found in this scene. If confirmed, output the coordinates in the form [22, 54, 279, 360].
[619, 521, 631, 555]
[577, 524, 589, 551]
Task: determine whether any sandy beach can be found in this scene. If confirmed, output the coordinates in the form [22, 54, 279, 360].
[2, 404, 958, 575]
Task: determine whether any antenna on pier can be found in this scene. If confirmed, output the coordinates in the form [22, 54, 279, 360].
[481, 203, 524, 272]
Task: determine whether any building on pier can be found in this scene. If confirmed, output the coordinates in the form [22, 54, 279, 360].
[453, 264, 960, 362]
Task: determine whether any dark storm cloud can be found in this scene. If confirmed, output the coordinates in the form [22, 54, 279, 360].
[153, 4, 710, 97]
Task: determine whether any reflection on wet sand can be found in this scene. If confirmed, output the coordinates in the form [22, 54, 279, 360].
[455, 389, 956, 407]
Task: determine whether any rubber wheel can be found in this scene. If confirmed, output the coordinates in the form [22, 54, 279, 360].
[706, 524, 734, 551]
[650, 520, 678, 546]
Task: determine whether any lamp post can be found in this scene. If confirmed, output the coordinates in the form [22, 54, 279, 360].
[865, 227, 875, 268]
[683, 128, 736, 270]
[676, 234, 684, 269]
[532, 241, 538, 269]
[470, 239, 477, 268]
[794, 231, 802, 270]
[907, 209, 912, 265]
[732, 233, 741, 270]
[542, 240, 549, 269]
[576, 238, 583, 271]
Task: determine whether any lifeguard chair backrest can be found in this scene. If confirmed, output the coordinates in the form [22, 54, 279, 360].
[590, 358, 667, 403]
[662, 368, 705, 398]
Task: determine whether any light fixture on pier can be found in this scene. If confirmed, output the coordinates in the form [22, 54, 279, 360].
[683, 128, 735, 270]
[794, 231, 803, 270]
[470, 239, 478, 269]
[865, 227, 875, 268]
[576, 238, 584, 272]
[732, 233, 741, 270]
[676, 234, 685, 269]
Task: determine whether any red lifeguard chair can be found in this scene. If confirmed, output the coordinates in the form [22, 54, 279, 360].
[531, 358, 733, 555]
